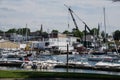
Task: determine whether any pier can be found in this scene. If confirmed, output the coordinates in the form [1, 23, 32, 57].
[55, 64, 120, 72]
[0, 61, 120, 72]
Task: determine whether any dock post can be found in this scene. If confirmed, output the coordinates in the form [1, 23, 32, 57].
[67, 44, 69, 72]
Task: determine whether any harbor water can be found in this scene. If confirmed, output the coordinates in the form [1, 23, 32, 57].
[0, 54, 120, 76]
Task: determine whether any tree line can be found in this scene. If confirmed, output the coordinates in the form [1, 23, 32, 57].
[0, 28, 120, 40]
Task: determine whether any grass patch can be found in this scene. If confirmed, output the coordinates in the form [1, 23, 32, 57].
[0, 70, 120, 79]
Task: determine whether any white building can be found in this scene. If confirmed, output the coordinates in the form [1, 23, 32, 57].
[10, 33, 25, 42]
[30, 34, 79, 52]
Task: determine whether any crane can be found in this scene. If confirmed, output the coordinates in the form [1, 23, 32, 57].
[65, 5, 82, 40]
[65, 5, 92, 47]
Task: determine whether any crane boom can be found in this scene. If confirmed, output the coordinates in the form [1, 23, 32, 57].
[65, 5, 92, 47]
[68, 8, 79, 30]
[85, 24, 91, 33]
[64, 4, 79, 30]
[65, 5, 91, 33]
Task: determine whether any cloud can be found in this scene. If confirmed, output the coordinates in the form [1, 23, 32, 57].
[112, 0, 120, 2]
[0, 0, 119, 33]
[0, 7, 16, 12]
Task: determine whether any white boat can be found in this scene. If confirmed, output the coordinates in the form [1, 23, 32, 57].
[44, 59, 64, 65]
[21, 59, 61, 69]
[107, 52, 119, 57]
[39, 50, 51, 55]
[21, 61, 33, 69]
[95, 60, 120, 68]
[88, 55, 114, 61]
[68, 57, 91, 67]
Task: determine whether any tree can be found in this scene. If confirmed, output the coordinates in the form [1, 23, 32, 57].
[101, 31, 108, 43]
[113, 30, 120, 40]
[82, 30, 89, 35]
[6, 28, 17, 33]
[101, 31, 105, 38]
[0, 30, 3, 33]
[17, 28, 30, 36]
[51, 30, 59, 33]
[63, 30, 71, 34]
[90, 28, 99, 36]
[72, 28, 83, 38]
[17, 28, 23, 35]
[42, 31, 48, 38]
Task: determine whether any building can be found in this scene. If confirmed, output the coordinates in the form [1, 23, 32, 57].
[29, 33, 80, 53]
[0, 39, 20, 50]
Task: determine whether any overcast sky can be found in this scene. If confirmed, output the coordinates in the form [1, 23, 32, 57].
[0, 0, 119, 34]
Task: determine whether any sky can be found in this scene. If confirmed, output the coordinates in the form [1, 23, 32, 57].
[0, 0, 120, 34]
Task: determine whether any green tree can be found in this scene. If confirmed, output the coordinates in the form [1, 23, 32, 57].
[42, 31, 48, 38]
[113, 30, 120, 40]
[17, 28, 30, 36]
[0, 30, 3, 33]
[101, 31, 105, 38]
[82, 30, 89, 35]
[51, 30, 59, 33]
[101, 31, 108, 38]
[101, 31, 109, 43]
[90, 28, 99, 35]
[17, 28, 23, 35]
[6, 28, 17, 33]
[72, 28, 83, 38]
[63, 30, 71, 34]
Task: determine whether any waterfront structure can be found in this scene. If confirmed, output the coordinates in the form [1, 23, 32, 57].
[0, 39, 20, 50]
[29, 33, 80, 53]
[0, 39, 27, 50]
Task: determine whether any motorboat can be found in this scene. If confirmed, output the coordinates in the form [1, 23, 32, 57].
[67, 57, 91, 67]
[0, 57, 24, 67]
[95, 60, 120, 68]
[88, 55, 116, 62]
[21, 59, 58, 69]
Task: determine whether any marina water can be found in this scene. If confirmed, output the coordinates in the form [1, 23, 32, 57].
[0, 54, 120, 76]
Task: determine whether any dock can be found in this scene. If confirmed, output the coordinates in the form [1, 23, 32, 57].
[0, 62, 22, 67]
[0, 61, 120, 72]
[55, 64, 120, 72]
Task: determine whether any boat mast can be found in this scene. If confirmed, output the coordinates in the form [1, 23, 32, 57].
[103, 7, 106, 43]
[25, 24, 28, 42]
[103, 7, 108, 50]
